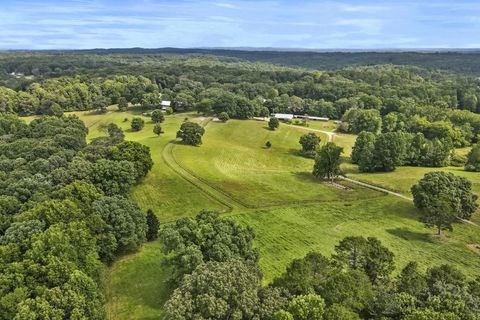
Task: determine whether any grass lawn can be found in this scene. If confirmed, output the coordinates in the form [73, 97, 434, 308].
[71, 110, 226, 222]
[343, 163, 480, 197]
[290, 120, 339, 132]
[173, 119, 379, 207]
[105, 240, 171, 320]
[231, 196, 480, 283]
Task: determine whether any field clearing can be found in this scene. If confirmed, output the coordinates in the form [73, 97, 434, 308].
[344, 164, 480, 195]
[173, 120, 379, 207]
[232, 196, 480, 283]
[105, 240, 170, 320]
[72, 110, 227, 221]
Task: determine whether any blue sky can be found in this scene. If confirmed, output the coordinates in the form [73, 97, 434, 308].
[1, 0, 479, 49]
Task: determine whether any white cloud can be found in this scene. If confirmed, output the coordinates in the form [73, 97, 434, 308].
[214, 2, 240, 9]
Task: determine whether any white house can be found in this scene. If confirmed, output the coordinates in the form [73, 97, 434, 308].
[160, 101, 171, 110]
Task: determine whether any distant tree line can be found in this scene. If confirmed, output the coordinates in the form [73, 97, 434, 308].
[2, 56, 480, 148]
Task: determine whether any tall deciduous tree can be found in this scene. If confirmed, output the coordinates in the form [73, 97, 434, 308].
[130, 117, 145, 131]
[176, 121, 205, 146]
[164, 260, 262, 320]
[412, 172, 478, 233]
[465, 143, 480, 172]
[159, 211, 258, 282]
[151, 109, 164, 123]
[299, 133, 321, 158]
[312, 142, 343, 181]
[117, 97, 128, 111]
[269, 117, 280, 130]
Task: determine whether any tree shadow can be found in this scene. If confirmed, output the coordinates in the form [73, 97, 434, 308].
[293, 171, 317, 183]
[386, 228, 433, 243]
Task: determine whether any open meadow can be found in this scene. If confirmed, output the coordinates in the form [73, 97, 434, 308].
[57, 110, 479, 319]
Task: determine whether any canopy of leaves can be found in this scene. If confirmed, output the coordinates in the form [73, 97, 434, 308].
[176, 121, 205, 146]
[159, 211, 258, 282]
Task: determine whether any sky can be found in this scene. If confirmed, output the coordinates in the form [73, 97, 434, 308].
[1, 0, 479, 50]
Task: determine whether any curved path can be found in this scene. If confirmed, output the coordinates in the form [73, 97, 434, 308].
[161, 118, 250, 212]
[283, 122, 335, 142]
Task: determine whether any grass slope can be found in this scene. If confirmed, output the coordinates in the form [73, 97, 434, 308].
[231, 197, 480, 284]
[73, 110, 227, 221]
[105, 240, 171, 320]
[173, 120, 378, 207]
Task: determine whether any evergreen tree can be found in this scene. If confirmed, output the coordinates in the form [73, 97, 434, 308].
[146, 209, 160, 241]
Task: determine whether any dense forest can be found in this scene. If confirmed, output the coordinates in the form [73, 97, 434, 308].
[4, 49, 480, 76]
[0, 114, 152, 318]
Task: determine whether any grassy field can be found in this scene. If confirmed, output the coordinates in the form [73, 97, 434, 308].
[173, 119, 377, 207]
[231, 197, 480, 283]
[23, 111, 480, 319]
[105, 240, 171, 320]
[343, 163, 480, 197]
[71, 110, 227, 221]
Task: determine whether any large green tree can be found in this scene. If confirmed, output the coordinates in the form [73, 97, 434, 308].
[176, 121, 205, 146]
[159, 211, 258, 282]
[269, 117, 280, 130]
[411, 172, 478, 230]
[299, 132, 321, 158]
[465, 143, 480, 172]
[93, 195, 147, 262]
[312, 142, 343, 181]
[130, 117, 145, 131]
[151, 109, 165, 123]
[164, 260, 262, 320]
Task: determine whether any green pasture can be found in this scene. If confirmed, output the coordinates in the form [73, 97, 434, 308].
[23, 110, 479, 320]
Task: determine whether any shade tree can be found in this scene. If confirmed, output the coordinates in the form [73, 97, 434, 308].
[312, 142, 343, 181]
[159, 211, 258, 282]
[130, 117, 145, 131]
[269, 117, 280, 130]
[411, 172, 478, 233]
[151, 109, 165, 123]
[299, 132, 321, 158]
[176, 121, 205, 146]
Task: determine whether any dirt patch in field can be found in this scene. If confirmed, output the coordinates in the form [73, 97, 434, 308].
[323, 181, 352, 191]
[468, 244, 480, 253]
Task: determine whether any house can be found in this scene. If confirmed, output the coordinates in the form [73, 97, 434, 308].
[272, 113, 294, 120]
[160, 101, 171, 110]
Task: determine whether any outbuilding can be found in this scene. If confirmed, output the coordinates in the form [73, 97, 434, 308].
[272, 113, 294, 120]
[160, 101, 171, 110]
